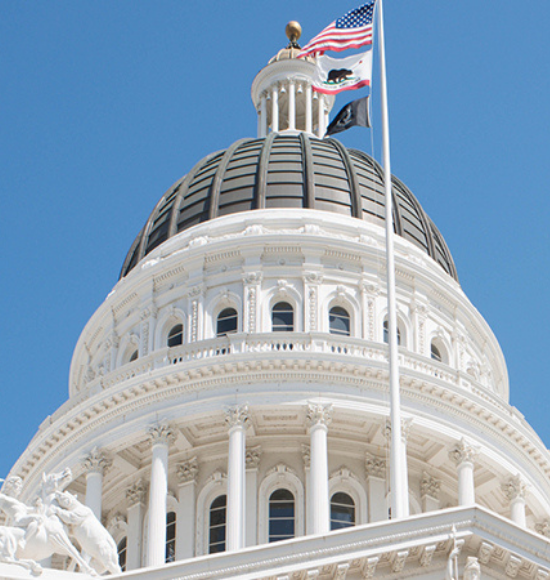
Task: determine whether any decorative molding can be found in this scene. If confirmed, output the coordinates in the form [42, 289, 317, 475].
[505, 555, 522, 578]
[301, 445, 311, 470]
[177, 456, 199, 484]
[306, 402, 333, 429]
[266, 463, 297, 478]
[147, 421, 177, 446]
[361, 556, 379, 579]
[535, 520, 550, 538]
[332, 562, 349, 579]
[478, 541, 494, 564]
[449, 438, 479, 466]
[420, 544, 436, 567]
[365, 454, 386, 479]
[246, 445, 262, 470]
[421, 471, 441, 500]
[502, 475, 527, 502]
[224, 404, 250, 430]
[126, 479, 146, 507]
[83, 447, 112, 475]
[391, 550, 409, 573]
[384, 417, 413, 443]
[463, 556, 481, 580]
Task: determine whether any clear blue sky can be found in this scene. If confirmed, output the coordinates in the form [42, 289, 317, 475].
[1, 1, 549, 478]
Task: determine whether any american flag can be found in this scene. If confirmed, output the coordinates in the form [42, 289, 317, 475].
[298, 2, 377, 58]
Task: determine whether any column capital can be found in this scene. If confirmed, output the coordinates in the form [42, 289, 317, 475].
[126, 479, 147, 507]
[449, 438, 479, 466]
[148, 421, 177, 446]
[365, 453, 386, 479]
[535, 520, 550, 537]
[421, 471, 441, 500]
[246, 445, 262, 470]
[384, 417, 413, 442]
[177, 457, 199, 485]
[224, 404, 250, 430]
[502, 474, 527, 502]
[306, 402, 333, 429]
[83, 447, 112, 475]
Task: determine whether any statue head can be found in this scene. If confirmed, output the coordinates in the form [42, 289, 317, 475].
[1, 476, 23, 498]
[55, 490, 78, 510]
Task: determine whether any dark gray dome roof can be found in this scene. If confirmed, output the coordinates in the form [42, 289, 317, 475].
[120, 134, 457, 281]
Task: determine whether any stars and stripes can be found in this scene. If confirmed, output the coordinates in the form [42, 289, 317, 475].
[298, 1, 377, 58]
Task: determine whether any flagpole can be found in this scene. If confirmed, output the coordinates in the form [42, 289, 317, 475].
[377, 0, 409, 519]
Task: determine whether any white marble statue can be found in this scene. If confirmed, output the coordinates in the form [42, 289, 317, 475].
[0, 469, 118, 576]
[463, 556, 482, 580]
[51, 490, 121, 575]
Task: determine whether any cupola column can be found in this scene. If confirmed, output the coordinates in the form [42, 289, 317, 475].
[305, 83, 313, 134]
[365, 453, 388, 522]
[306, 403, 333, 534]
[502, 475, 527, 528]
[126, 480, 146, 571]
[260, 93, 267, 138]
[317, 94, 325, 137]
[288, 80, 296, 130]
[83, 447, 111, 520]
[271, 86, 279, 133]
[176, 457, 199, 560]
[450, 439, 478, 506]
[225, 405, 250, 551]
[245, 446, 262, 547]
[146, 422, 175, 567]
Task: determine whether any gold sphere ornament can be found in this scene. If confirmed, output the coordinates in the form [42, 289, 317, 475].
[285, 21, 302, 43]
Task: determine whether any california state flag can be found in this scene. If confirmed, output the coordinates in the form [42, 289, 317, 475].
[313, 50, 373, 95]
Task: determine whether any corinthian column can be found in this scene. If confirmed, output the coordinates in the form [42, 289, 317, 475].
[126, 480, 146, 571]
[83, 447, 111, 520]
[176, 457, 199, 560]
[502, 475, 527, 528]
[146, 422, 176, 567]
[225, 404, 250, 551]
[306, 403, 333, 535]
[449, 439, 478, 506]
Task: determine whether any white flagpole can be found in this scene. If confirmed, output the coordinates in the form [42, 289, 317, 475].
[377, 0, 409, 519]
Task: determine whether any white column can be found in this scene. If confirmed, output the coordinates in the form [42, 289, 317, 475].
[245, 446, 262, 547]
[302, 445, 313, 534]
[365, 454, 388, 522]
[83, 447, 111, 520]
[260, 94, 267, 137]
[420, 471, 441, 512]
[126, 480, 146, 571]
[176, 457, 198, 560]
[317, 94, 325, 137]
[306, 403, 332, 535]
[305, 83, 313, 134]
[502, 475, 527, 528]
[385, 419, 411, 517]
[225, 404, 249, 551]
[146, 422, 175, 567]
[450, 439, 478, 506]
[271, 86, 279, 133]
[288, 80, 296, 131]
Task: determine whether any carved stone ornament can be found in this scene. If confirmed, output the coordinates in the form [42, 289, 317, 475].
[362, 556, 379, 578]
[365, 453, 386, 479]
[502, 474, 527, 502]
[506, 555, 522, 578]
[306, 402, 333, 429]
[478, 541, 494, 564]
[420, 545, 436, 568]
[177, 457, 199, 484]
[301, 444, 311, 469]
[421, 471, 441, 500]
[463, 557, 481, 580]
[333, 562, 350, 580]
[449, 438, 479, 466]
[148, 421, 177, 446]
[83, 447, 112, 475]
[536, 520, 550, 537]
[246, 445, 262, 469]
[537, 570, 550, 580]
[126, 479, 147, 507]
[224, 404, 250, 429]
[391, 550, 409, 573]
[0, 469, 119, 576]
[243, 271, 262, 285]
[384, 417, 412, 443]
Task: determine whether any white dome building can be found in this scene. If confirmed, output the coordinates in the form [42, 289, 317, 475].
[3, 23, 550, 580]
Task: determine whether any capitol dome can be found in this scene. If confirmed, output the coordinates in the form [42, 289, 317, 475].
[121, 135, 458, 281]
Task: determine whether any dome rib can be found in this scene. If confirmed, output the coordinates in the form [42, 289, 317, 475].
[120, 135, 458, 282]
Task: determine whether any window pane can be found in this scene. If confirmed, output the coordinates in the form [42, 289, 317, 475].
[269, 489, 295, 542]
[129, 350, 138, 362]
[209, 495, 227, 554]
[330, 492, 355, 531]
[272, 302, 294, 332]
[117, 537, 127, 572]
[165, 511, 176, 563]
[329, 306, 350, 336]
[383, 320, 401, 345]
[217, 308, 238, 336]
[168, 324, 183, 347]
[431, 343, 442, 362]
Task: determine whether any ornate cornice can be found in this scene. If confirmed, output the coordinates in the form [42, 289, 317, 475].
[177, 457, 199, 484]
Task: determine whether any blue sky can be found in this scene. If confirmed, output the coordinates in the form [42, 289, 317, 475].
[1, 1, 550, 478]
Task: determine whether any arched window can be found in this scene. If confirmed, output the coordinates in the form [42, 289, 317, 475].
[431, 342, 442, 362]
[165, 511, 176, 563]
[383, 319, 401, 345]
[329, 306, 351, 336]
[217, 308, 238, 337]
[272, 302, 294, 332]
[117, 537, 127, 571]
[269, 489, 295, 542]
[167, 324, 183, 348]
[330, 492, 355, 530]
[209, 495, 227, 554]
[129, 350, 138, 362]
